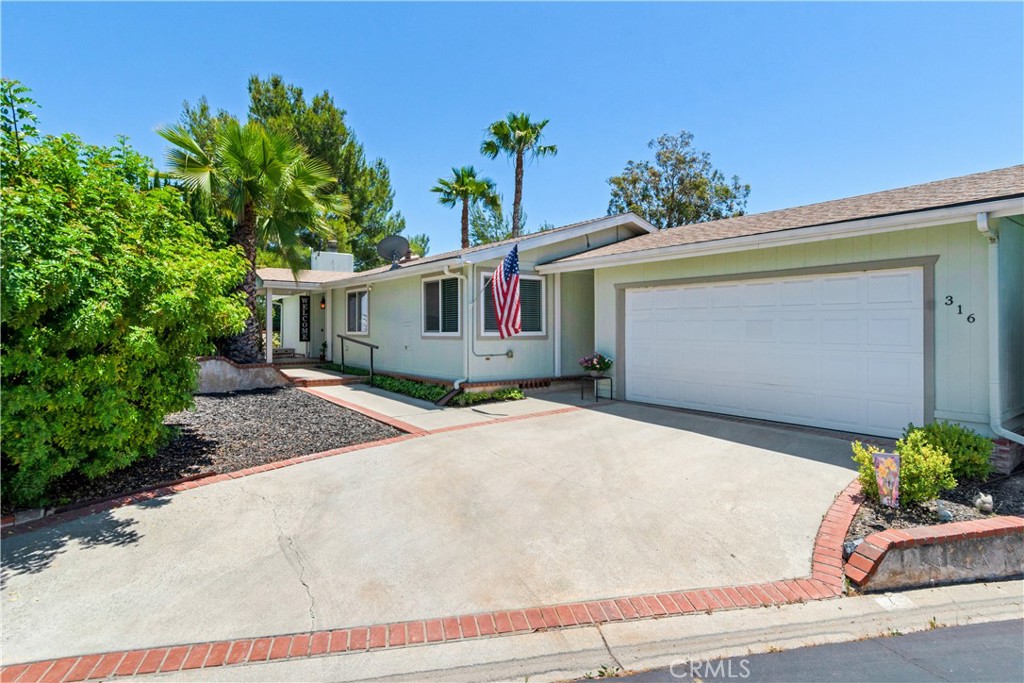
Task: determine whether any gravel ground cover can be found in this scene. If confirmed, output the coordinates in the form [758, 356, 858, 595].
[847, 471, 1024, 541]
[34, 388, 402, 513]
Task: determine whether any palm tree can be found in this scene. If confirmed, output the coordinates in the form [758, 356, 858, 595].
[431, 166, 500, 249]
[159, 119, 347, 363]
[480, 113, 557, 238]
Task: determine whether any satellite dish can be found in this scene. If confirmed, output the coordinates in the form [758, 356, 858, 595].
[376, 235, 410, 271]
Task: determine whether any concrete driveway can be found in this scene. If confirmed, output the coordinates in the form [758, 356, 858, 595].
[1, 397, 856, 664]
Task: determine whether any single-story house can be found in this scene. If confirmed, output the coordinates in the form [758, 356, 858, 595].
[258, 165, 1023, 463]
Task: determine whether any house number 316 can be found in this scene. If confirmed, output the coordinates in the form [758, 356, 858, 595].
[944, 296, 976, 323]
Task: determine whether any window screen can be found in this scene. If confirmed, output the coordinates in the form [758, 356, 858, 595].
[347, 291, 368, 333]
[424, 280, 440, 333]
[483, 276, 543, 333]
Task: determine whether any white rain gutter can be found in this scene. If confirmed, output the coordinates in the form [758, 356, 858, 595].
[977, 212, 1024, 447]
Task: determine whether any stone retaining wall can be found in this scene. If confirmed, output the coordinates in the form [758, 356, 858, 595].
[846, 516, 1024, 592]
[196, 357, 291, 394]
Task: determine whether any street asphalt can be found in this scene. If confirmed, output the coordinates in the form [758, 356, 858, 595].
[613, 618, 1024, 682]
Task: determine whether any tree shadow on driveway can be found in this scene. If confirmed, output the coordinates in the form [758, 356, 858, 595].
[0, 497, 171, 589]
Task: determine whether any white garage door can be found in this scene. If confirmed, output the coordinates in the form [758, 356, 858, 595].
[625, 268, 924, 437]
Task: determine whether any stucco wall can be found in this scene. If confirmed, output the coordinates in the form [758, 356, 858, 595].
[593, 220, 1001, 435]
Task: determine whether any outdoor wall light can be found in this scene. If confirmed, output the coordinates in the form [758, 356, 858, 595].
[319, 295, 326, 310]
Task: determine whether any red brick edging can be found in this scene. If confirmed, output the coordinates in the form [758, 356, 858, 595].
[0, 476, 863, 680]
[845, 514, 1024, 586]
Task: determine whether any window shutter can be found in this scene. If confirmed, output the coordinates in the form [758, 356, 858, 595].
[424, 281, 440, 332]
[441, 278, 460, 333]
[483, 275, 543, 334]
[483, 284, 497, 332]
[520, 279, 543, 332]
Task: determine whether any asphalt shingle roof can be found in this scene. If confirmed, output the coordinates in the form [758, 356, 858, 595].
[555, 165, 1024, 264]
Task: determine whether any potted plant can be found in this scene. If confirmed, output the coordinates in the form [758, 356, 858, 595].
[579, 352, 613, 377]
[319, 341, 328, 361]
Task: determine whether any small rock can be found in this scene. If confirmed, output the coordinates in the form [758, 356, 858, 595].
[842, 538, 862, 560]
[973, 492, 993, 513]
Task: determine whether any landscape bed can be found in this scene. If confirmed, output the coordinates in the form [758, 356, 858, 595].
[846, 471, 1023, 542]
[9, 388, 402, 515]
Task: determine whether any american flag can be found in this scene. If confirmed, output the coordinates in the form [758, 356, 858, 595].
[492, 244, 521, 339]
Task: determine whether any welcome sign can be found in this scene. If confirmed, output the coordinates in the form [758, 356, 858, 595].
[299, 295, 311, 342]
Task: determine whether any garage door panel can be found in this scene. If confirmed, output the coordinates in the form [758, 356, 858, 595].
[821, 316, 864, 345]
[745, 281, 778, 307]
[744, 319, 775, 341]
[780, 279, 818, 306]
[780, 317, 818, 343]
[868, 272, 915, 304]
[625, 268, 924, 437]
[711, 285, 743, 308]
[867, 316, 918, 348]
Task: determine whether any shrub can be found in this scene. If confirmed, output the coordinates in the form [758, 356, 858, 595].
[452, 387, 525, 407]
[318, 362, 370, 376]
[1, 83, 247, 508]
[370, 375, 448, 402]
[915, 421, 993, 481]
[852, 430, 956, 505]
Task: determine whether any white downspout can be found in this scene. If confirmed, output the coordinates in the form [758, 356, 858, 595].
[977, 212, 1024, 447]
[444, 264, 470, 389]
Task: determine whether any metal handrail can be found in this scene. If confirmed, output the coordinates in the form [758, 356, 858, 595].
[337, 334, 379, 380]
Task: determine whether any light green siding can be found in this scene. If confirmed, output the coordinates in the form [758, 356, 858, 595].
[594, 220, 1006, 434]
[998, 217, 1024, 426]
[464, 261, 556, 381]
[329, 273, 464, 380]
[560, 271, 595, 374]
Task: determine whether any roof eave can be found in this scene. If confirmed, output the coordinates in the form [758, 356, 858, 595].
[538, 197, 1024, 274]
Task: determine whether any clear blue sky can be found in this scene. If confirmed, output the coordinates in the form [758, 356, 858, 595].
[3, 2, 1022, 254]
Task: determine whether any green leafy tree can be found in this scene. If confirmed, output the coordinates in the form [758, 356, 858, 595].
[431, 166, 500, 248]
[607, 130, 750, 229]
[480, 112, 557, 238]
[408, 233, 430, 257]
[159, 119, 347, 363]
[470, 200, 513, 246]
[247, 75, 407, 269]
[0, 78, 39, 167]
[1, 83, 248, 507]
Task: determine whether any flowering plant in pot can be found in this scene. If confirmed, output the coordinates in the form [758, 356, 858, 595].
[578, 352, 613, 376]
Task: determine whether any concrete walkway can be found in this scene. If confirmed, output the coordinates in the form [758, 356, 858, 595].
[1, 391, 856, 667]
[305, 383, 604, 432]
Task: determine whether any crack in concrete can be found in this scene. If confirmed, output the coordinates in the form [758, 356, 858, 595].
[594, 623, 624, 670]
[242, 486, 317, 631]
